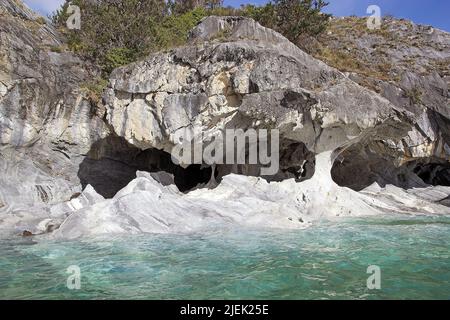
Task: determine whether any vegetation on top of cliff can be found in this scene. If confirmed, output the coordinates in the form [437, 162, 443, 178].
[310, 16, 450, 86]
[51, 0, 331, 77]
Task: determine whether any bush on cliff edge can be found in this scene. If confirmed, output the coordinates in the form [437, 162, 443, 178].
[51, 0, 330, 77]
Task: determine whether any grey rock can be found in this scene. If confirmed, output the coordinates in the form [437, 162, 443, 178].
[318, 17, 449, 189]
[0, 5, 449, 238]
[0, 0, 109, 222]
[106, 16, 425, 185]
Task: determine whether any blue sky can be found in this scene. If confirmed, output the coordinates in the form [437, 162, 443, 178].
[24, 0, 450, 31]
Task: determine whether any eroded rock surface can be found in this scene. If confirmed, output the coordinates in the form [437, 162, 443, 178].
[314, 17, 450, 189]
[52, 152, 450, 239]
[0, 0, 109, 235]
[0, 5, 449, 239]
[105, 16, 420, 185]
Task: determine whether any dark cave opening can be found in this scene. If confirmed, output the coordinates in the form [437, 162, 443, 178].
[211, 139, 316, 183]
[78, 136, 214, 198]
[331, 144, 450, 190]
[278, 140, 316, 181]
[174, 164, 213, 191]
[413, 162, 450, 186]
[78, 136, 317, 198]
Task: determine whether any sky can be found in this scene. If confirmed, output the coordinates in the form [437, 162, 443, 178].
[23, 0, 450, 32]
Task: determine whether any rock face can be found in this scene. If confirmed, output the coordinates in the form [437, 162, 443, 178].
[52, 152, 450, 239]
[0, 4, 449, 239]
[313, 17, 450, 190]
[105, 16, 447, 188]
[0, 0, 109, 235]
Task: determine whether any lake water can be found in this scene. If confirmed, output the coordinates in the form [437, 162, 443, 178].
[1, 215, 449, 299]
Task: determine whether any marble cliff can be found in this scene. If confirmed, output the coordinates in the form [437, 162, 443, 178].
[0, 0, 449, 238]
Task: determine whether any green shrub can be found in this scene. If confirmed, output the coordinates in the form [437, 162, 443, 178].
[168, 1, 224, 14]
[51, 0, 330, 76]
[240, 1, 331, 50]
[151, 7, 208, 50]
[103, 48, 137, 75]
[52, 0, 167, 76]
[240, 3, 277, 28]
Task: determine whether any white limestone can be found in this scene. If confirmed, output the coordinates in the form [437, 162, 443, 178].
[47, 152, 450, 239]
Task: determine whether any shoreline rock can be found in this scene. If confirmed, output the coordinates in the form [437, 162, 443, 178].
[0, 4, 448, 239]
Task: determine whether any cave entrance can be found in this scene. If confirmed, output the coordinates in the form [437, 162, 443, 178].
[78, 136, 214, 198]
[78, 136, 316, 198]
[213, 139, 315, 183]
[331, 143, 450, 190]
[412, 162, 450, 186]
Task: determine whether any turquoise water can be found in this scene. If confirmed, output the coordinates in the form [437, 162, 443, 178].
[1, 215, 450, 300]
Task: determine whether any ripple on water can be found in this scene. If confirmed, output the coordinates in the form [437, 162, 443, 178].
[1, 215, 450, 299]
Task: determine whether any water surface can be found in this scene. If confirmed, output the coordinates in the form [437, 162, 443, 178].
[1, 215, 449, 299]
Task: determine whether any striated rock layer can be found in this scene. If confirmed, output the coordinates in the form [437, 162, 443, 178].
[0, 3, 449, 239]
[314, 16, 450, 190]
[0, 0, 109, 226]
[104, 16, 449, 190]
[51, 152, 450, 239]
